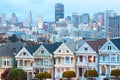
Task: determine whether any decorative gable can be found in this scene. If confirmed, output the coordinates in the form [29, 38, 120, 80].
[76, 42, 96, 53]
[100, 40, 119, 52]
[15, 47, 33, 58]
[54, 43, 72, 54]
[33, 45, 50, 56]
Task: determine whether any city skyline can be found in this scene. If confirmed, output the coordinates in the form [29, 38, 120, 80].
[0, 0, 120, 21]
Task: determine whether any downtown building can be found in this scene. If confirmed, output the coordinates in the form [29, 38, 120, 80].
[55, 3, 64, 22]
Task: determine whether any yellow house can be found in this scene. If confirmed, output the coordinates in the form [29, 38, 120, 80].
[53, 42, 76, 79]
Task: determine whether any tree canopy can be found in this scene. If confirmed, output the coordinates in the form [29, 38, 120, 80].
[7, 68, 27, 80]
[35, 72, 51, 80]
[111, 69, 120, 79]
[8, 34, 19, 42]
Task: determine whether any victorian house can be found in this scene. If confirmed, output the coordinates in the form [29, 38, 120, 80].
[75, 38, 107, 79]
[99, 38, 120, 78]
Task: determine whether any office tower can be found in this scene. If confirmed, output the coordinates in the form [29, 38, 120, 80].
[29, 9, 32, 25]
[10, 13, 18, 24]
[80, 13, 90, 24]
[109, 16, 120, 38]
[66, 16, 71, 23]
[72, 12, 79, 28]
[94, 12, 104, 26]
[105, 9, 113, 34]
[36, 15, 43, 29]
[55, 3, 64, 22]
[1, 13, 7, 23]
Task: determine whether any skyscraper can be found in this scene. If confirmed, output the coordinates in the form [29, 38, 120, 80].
[72, 12, 79, 28]
[109, 16, 120, 38]
[80, 13, 89, 24]
[55, 3, 64, 22]
[10, 13, 18, 24]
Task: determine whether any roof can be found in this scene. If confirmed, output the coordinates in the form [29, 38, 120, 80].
[86, 38, 107, 52]
[0, 46, 14, 57]
[110, 38, 120, 50]
[25, 44, 41, 54]
[0, 41, 25, 57]
[43, 42, 62, 53]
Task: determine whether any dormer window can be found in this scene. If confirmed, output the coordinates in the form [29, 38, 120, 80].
[108, 45, 111, 50]
[23, 52, 26, 55]
[84, 47, 88, 51]
[41, 50, 44, 54]
[61, 48, 66, 53]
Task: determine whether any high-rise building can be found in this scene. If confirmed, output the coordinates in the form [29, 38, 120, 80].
[109, 16, 120, 38]
[55, 3, 64, 22]
[29, 9, 32, 25]
[72, 12, 79, 28]
[36, 15, 43, 29]
[10, 13, 18, 24]
[1, 13, 7, 23]
[80, 13, 89, 24]
[94, 12, 104, 26]
[105, 9, 113, 34]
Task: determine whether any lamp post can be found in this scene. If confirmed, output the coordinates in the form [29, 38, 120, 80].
[52, 54, 55, 80]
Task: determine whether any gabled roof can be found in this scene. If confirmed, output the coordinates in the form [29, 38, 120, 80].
[25, 44, 41, 54]
[110, 38, 120, 50]
[0, 45, 14, 57]
[43, 42, 62, 53]
[86, 38, 107, 52]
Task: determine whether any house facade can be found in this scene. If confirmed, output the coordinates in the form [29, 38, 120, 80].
[99, 38, 120, 78]
[54, 42, 76, 79]
[75, 38, 107, 79]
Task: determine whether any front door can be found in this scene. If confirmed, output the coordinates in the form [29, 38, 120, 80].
[79, 68, 82, 76]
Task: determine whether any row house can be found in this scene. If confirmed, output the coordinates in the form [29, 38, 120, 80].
[14, 38, 120, 79]
[75, 38, 107, 79]
[0, 41, 24, 79]
[99, 38, 120, 77]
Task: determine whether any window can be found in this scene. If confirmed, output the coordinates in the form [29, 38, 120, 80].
[3, 59, 10, 66]
[41, 50, 44, 54]
[65, 57, 69, 64]
[23, 52, 26, 55]
[111, 54, 116, 62]
[88, 56, 92, 62]
[61, 48, 66, 53]
[79, 56, 83, 62]
[103, 56, 105, 61]
[44, 58, 48, 66]
[20, 60, 23, 66]
[84, 47, 88, 51]
[58, 57, 61, 63]
[71, 57, 73, 64]
[108, 45, 112, 50]
[93, 56, 96, 62]
[117, 54, 120, 62]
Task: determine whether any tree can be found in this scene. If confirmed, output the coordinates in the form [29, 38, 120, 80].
[7, 68, 27, 80]
[111, 69, 120, 79]
[35, 72, 51, 80]
[8, 34, 19, 42]
[84, 70, 98, 80]
[1, 68, 11, 80]
[62, 71, 76, 80]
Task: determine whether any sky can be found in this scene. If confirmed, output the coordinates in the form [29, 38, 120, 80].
[0, 0, 120, 22]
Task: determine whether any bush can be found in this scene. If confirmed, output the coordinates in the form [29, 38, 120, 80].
[62, 71, 76, 80]
[111, 69, 120, 79]
[35, 72, 51, 80]
[84, 70, 98, 79]
[104, 78, 109, 80]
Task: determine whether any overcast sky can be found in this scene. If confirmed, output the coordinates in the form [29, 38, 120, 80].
[0, 0, 120, 21]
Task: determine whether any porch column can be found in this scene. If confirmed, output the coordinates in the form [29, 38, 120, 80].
[77, 56, 80, 63]
[110, 54, 111, 62]
[23, 59, 24, 67]
[116, 54, 117, 62]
